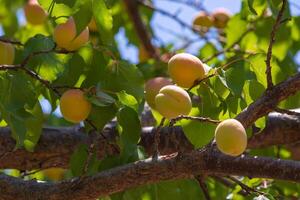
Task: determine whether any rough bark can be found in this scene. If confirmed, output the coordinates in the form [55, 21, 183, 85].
[1, 149, 300, 200]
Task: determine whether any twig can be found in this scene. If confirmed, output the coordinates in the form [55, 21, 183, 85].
[227, 176, 264, 195]
[170, 115, 220, 127]
[203, 28, 254, 63]
[0, 37, 23, 46]
[196, 176, 211, 200]
[138, 0, 209, 41]
[265, 0, 287, 89]
[274, 107, 300, 117]
[152, 117, 166, 160]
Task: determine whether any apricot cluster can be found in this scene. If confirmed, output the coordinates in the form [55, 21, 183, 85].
[193, 8, 231, 31]
[144, 52, 209, 119]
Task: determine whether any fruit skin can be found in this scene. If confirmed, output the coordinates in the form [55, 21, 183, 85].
[24, 0, 47, 25]
[43, 168, 66, 181]
[168, 53, 205, 88]
[60, 89, 92, 123]
[145, 77, 172, 109]
[215, 119, 247, 156]
[0, 41, 15, 65]
[212, 8, 231, 29]
[54, 17, 89, 51]
[88, 17, 98, 32]
[139, 45, 150, 62]
[193, 11, 213, 28]
[155, 85, 192, 119]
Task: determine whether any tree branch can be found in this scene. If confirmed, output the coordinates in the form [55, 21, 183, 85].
[2, 148, 300, 200]
[265, 0, 287, 88]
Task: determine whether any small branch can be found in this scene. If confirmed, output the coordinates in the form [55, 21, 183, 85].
[274, 107, 300, 117]
[196, 176, 211, 200]
[265, 0, 287, 89]
[227, 176, 264, 195]
[152, 117, 166, 159]
[0, 37, 23, 46]
[203, 28, 254, 63]
[170, 115, 220, 126]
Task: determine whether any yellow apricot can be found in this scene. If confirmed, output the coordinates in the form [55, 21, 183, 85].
[139, 45, 150, 62]
[212, 8, 231, 29]
[24, 0, 47, 25]
[88, 17, 98, 32]
[193, 11, 213, 28]
[168, 53, 205, 88]
[53, 17, 89, 51]
[43, 168, 66, 181]
[215, 119, 247, 156]
[60, 89, 91, 123]
[155, 85, 192, 119]
[0, 41, 15, 65]
[145, 77, 172, 109]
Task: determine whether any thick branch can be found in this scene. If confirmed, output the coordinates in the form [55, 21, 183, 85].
[236, 72, 300, 127]
[1, 110, 300, 170]
[2, 149, 300, 200]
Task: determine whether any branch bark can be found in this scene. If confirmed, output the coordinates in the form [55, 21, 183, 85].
[2, 149, 300, 200]
[0, 111, 299, 170]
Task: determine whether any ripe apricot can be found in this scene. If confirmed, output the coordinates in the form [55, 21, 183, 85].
[212, 8, 231, 29]
[53, 17, 89, 51]
[43, 168, 66, 181]
[0, 41, 15, 65]
[88, 17, 98, 32]
[24, 0, 47, 25]
[215, 119, 247, 156]
[193, 11, 213, 28]
[145, 77, 172, 109]
[168, 53, 205, 88]
[139, 45, 150, 62]
[60, 89, 91, 123]
[155, 85, 192, 119]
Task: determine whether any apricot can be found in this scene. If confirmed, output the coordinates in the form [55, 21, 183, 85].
[155, 85, 192, 119]
[0, 41, 15, 65]
[215, 119, 247, 156]
[193, 11, 213, 28]
[88, 17, 98, 32]
[24, 0, 47, 25]
[168, 53, 205, 88]
[53, 17, 89, 51]
[212, 8, 231, 29]
[139, 45, 150, 62]
[43, 168, 66, 181]
[60, 89, 91, 123]
[145, 77, 172, 109]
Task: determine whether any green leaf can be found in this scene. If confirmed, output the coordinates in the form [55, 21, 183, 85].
[73, 0, 92, 35]
[117, 107, 141, 162]
[225, 14, 248, 48]
[87, 104, 118, 130]
[248, 0, 258, 15]
[70, 144, 88, 176]
[92, 0, 113, 44]
[117, 91, 138, 111]
[243, 80, 265, 104]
